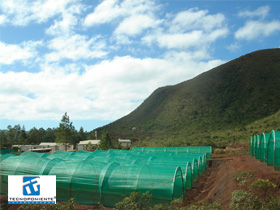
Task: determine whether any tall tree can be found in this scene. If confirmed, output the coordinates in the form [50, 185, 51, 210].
[75, 127, 86, 146]
[27, 127, 40, 144]
[56, 112, 75, 150]
[99, 129, 112, 150]
[43, 128, 56, 142]
[6, 125, 19, 151]
[0, 131, 8, 149]
[18, 125, 27, 145]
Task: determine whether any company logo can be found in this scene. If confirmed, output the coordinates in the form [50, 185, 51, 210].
[23, 176, 40, 196]
[8, 175, 56, 204]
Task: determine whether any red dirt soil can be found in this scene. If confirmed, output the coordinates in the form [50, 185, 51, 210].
[185, 154, 280, 209]
[1, 154, 280, 210]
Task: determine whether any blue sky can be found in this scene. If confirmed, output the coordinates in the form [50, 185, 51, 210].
[0, 0, 280, 132]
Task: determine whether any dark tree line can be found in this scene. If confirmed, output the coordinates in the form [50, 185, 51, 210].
[0, 113, 94, 150]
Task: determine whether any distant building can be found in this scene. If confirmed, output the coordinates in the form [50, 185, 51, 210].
[77, 140, 100, 151]
[118, 139, 131, 147]
[13, 142, 74, 152]
[39, 142, 59, 151]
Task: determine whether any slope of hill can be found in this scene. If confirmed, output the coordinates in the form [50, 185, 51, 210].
[98, 49, 280, 146]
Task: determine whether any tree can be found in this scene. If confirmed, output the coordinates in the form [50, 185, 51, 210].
[55, 112, 76, 150]
[78, 127, 86, 140]
[6, 125, 20, 150]
[27, 127, 40, 144]
[42, 128, 56, 142]
[0, 131, 8, 149]
[18, 126, 27, 145]
[74, 127, 86, 148]
[99, 129, 112, 150]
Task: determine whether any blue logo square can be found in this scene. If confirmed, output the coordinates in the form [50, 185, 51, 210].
[23, 176, 40, 196]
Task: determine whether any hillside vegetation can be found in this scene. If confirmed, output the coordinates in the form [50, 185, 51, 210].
[98, 49, 280, 147]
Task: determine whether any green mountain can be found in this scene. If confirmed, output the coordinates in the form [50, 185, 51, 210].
[98, 49, 280, 147]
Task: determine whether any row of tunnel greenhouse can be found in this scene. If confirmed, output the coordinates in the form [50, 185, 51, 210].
[0, 146, 211, 207]
[249, 130, 280, 171]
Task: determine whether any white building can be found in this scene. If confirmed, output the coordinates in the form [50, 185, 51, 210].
[77, 140, 100, 151]
[118, 139, 131, 147]
[13, 142, 74, 152]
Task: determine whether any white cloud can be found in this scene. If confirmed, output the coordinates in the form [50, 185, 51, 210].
[227, 42, 241, 52]
[0, 55, 225, 121]
[84, 0, 123, 26]
[0, 0, 79, 26]
[84, 0, 162, 45]
[45, 2, 86, 36]
[45, 34, 108, 62]
[114, 14, 159, 36]
[238, 6, 270, 19]
[143, 26, 228, 50]
[45, 13, 77, 36]
[156, 31, 203, 49]
[0, 41, 41, 65]
[142, 8, 228, 50]
[84, 0, 159, 27]
[169, 8, 225, 33]
[0, 15, 6, 24]
[235, 20, 280, 40]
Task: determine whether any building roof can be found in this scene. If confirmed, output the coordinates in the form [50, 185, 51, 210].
[78, 140, 100, 145]
[39, 142, 58, 146]
[118, 139, 131, 143]
[30, 148, 52, 152]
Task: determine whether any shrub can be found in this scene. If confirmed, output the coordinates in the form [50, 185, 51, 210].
[250, 179, 280, 210]
[181, 200, 222, 210]
[232, 171, 255, 189]
[231, 173, 280, 210]
[114, 192, 151, 210]
[230, 189, 260, 210]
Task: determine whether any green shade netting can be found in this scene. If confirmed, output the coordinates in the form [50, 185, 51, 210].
[48, 160, 108, 204]
[251, 135, 256, 157]
[250, 130, 280, 171]
[254, 135, 258, 157]
[101, 164, 184, 207]
[0, 147, 209, 206]
[266, 132, 275, 166]
[94, 149, 203, 186]
[256, 135, 262, 160]
[0, 149, 18, 154]
[0, 153, 15, 162]
[250, 136, 254, 157]
[274, 131, 280, 171]
[266, 130, 280, 170]
[20, 151, 51, 158]
[96, 151, 202, 184]
[85, 153, 194, 190]
[143, 160, 193, 190]
[259, 133, 270, 162]
[249, 136, 253, 156]
[132, 147, 212, 159]
[108, 149, 206, 173]
[0, 155, 52, 194]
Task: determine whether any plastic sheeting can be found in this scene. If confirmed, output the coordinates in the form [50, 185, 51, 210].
[259, 133, 270, 162]
[0, 147, 210, 206]
[132, 146, 212, 159]
[250, 130, 280, 171]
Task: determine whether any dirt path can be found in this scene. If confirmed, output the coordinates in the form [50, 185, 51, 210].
[186, 154, 280, 209]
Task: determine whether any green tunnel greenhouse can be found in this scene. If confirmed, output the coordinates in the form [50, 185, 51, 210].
[249, 130, 280, 171]
[0, 147, 210, 207]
